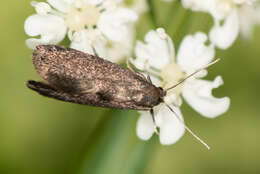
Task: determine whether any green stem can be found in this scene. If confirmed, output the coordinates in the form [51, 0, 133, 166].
[69, 109, 158, 174]
[163, 0, 182, 29]
[124, 137, 157, 174]
[169, 10, 192, 47]
[147, 0, 158, 28]
[69, 110, 112, 174]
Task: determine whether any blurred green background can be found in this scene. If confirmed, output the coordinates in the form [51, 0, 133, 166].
[1, 0, 260, 174]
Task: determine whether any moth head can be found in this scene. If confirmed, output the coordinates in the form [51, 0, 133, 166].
[158, 87, 166, 100]
[131, 86, 165, 107]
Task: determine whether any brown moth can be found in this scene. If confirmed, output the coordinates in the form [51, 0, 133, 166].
[27, 45, 219, 149]
[27, 45, 166, 110]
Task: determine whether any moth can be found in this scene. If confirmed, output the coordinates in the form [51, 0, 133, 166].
[27, 45, 166, 110]
[27, 45, 218, 149]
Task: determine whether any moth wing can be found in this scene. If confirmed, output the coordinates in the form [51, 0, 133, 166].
[31, 45, 151, 110]
[26, 80, 79, 103]
[76, 78, 152, 110]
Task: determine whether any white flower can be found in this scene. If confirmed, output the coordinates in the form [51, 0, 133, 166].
[182, 0, 257, 49]
[24, 0, 138, 62]
[137, 104, 185, 145]
[132, 28, 230, 145]
[209, 9, 239, 49]
[238, 3, 260, 39]
[70, 24, 136, 62]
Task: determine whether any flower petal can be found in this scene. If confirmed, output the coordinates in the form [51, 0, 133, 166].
[209, 10, 239, 49]
[47, 0, 74, 13]
[71, 28, 134, 63]
[70, 29, 106, 56]
[136, 112, 155, 141]
[181, 0, 215, 13]
[105, 26, 135, 62]
[238, 4, 260, 39]
[98, 7, 137, 42]
[182, 76, 230, 118]
[134, 30, 173, 70]
[31, 1, 51, 15]
[156, 105, 185, 145]
[105, 39, 133, 63]
[24, 14, 66, 49]
[164, 93, 182, 107]
[177, 32, 215, 74]
[25, 38, 50, 50]
[70, 31, 95, 54]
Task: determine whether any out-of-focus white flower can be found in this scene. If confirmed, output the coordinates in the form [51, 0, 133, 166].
[117, 0, 148, 14]
[182, 0, 256, 21]
[24, 0, 138, 62]
[238, 4, 260, 39]
[132, 28, 230, 145]
[209, 9, 239, 49]
[182, 0, 257, 49]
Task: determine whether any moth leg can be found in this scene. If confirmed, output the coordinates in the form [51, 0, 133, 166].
[147, 75, 152, 84]
[126, 57, 135, 72]
[126, 57, 147, 80]
[150, 109, 159, 135]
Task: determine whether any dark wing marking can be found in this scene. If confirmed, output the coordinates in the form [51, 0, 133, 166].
[26, 80, 76, 103]
[45, 73, 81, 92]
[96, 91, 113, 101]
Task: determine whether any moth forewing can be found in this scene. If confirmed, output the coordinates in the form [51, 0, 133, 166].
[27, 45, 165, 110]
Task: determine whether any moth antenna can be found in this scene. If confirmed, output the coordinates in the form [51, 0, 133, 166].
[166, 58, 220, 92]
[165, 104, 210, 150]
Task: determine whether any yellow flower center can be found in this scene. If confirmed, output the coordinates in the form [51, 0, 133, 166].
[160, 62, 184, 96]
[66, 4, 100, 31]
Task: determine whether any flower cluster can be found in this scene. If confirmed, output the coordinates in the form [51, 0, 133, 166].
[25, 0, 139, 62]
[131, 28, 230, 145]
[24, 0, 260, 147]
[181, 0, 260, 49]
